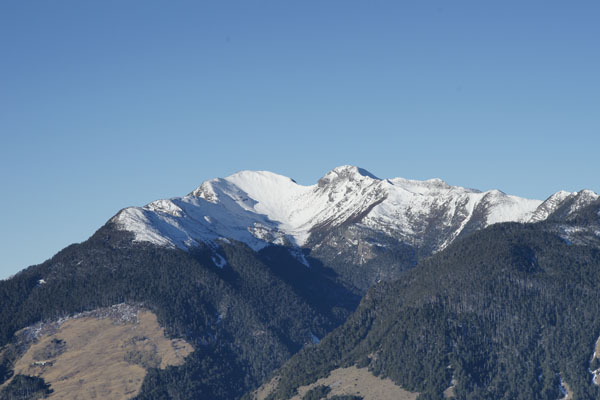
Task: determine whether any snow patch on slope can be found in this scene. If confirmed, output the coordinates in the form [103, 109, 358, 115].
[485, 192, 541, 224]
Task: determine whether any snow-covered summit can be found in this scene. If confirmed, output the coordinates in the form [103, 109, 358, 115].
[111, 166, 598, 254]
[317, 165, 380, 187]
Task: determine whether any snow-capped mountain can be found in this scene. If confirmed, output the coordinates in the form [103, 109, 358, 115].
[112, 166, 598, 262]
[3, 167, 600, 400]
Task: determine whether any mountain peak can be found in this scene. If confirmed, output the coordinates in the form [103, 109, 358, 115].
[318, 165, 379, 187]
[576, 189, 599, 199]
[190, 169, 299, 200]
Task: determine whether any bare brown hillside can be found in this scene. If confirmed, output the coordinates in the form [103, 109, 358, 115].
[2, 305, 192, 399]
[254, 365, 418, 400]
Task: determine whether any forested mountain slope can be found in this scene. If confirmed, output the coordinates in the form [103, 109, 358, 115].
[0, 223, 357, 399]
[260, 201, 600, 400]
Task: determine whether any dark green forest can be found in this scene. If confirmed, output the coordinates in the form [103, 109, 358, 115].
[0, 223, 358, 399]
[267, 219, 600, 399]
[0, 375, 52, 400]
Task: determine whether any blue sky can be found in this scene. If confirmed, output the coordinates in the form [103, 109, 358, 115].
[1, 1, 599, 278]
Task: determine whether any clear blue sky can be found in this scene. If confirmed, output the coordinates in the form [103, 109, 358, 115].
[1, 1, 599, 279]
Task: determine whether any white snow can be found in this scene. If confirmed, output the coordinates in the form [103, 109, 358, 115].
[112, 165, 597, 254]
[530, 190, 599, 223]
[147, 199, 183, 217]
[529, 191, 574, 222]
[485, 193, 541, 225]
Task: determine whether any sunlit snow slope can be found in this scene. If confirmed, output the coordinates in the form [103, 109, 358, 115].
[112, 166, 598, 253]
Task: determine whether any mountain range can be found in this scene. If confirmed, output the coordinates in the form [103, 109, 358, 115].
[1, 166, 599, 400]
[113, 165, 598, 291]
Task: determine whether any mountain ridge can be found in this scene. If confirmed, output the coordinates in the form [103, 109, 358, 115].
[112, 165, 598, 258]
